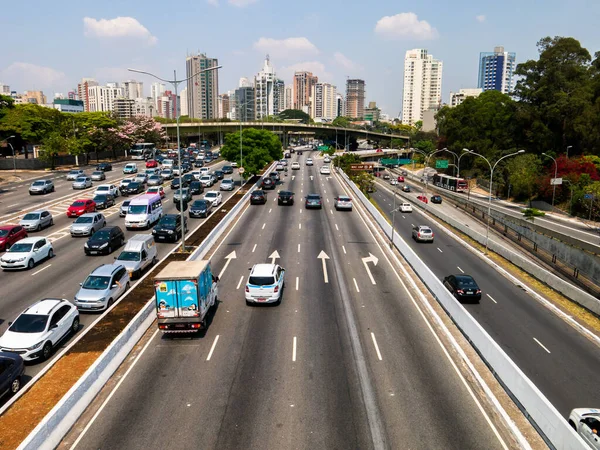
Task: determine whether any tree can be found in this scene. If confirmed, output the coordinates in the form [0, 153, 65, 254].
[522, 208, 546, 223]
[506, 154, 542, 201]
[332, 116, 351, 128]
[278, 109, 310, 124]
[40, 132, 80, 169]
[220, 128, 282, 176]
[0, 94, 14, 122]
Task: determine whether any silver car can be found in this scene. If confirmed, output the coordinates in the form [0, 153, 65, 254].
[74, 264, 130, 311]
[91, 171, 106, 181]
[147, 175, 162, 186]
[119, 200, 131, 217]
[220, 178, 235, 191]
[173, 188, 192, 203]
[66, 169, 84, 181]
[19, 210, 53, 231]
[72, 176, 92, 190]
[70, 213, 106, 237]
[160, 169, 173, 181]
[28, 179, 55, 195]
[412, 225, 434, 243]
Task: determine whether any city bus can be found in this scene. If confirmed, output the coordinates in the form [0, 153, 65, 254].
[433, 174, 469, 193]
[130, 143, 156, 160]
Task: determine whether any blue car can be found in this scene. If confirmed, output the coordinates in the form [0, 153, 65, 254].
[0, 352, 25, 399]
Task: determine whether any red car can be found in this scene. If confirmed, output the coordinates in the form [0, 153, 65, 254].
[67, 199, 96, 217]
[397, 176, 405, 182]
[417, 195, 428, 204]
[145, 159, 158, 168]
[0, 225, 28, 251]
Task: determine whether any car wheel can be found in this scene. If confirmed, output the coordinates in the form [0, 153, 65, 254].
[37, 223, 42, 231]
[71, 317, 80, 334]
[48, 249, 54, 259]
[27, 259, 34, 270]
[50, 218, 54, 226]
[42, 342, 52, 361]
[125, 281, 130, 291]
[152, 256, 157, 265]
[107, 298, 114, 309]
[10, 377, 21, 394]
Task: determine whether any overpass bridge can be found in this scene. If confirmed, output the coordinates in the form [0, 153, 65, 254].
[161, 121, 409, 148]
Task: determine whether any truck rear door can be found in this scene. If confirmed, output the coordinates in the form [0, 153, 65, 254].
[177, 279, 201, 318]
[155, 280, 178, 318]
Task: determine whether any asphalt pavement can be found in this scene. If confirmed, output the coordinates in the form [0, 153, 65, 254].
[371, 176, 600, 417]
[0, 157, 234, 386]
[61, 153, 508, 450]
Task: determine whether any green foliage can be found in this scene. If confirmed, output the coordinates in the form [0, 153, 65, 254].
[522, 208, 546, 222]
[0, 104, 61, 143]
[220, 128, 282, 176]
[278, 109, 310, 124]
[334, 152, 362, 172]
[0, 94, 14, 123]
[332, 116, 351, 128]
[351, 171, 376, 196]
[506, 154, 542, 200]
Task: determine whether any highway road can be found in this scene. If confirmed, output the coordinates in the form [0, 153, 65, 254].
[60, 153, 510, 450]
[0, 156, 235, 385]
[371, 177, 600, 417]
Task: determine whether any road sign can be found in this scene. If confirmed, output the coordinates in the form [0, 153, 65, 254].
[238, 167, 245, 174]
[584, 193, 594, 200]
[550, 177, 563, 185]
[350, 163, 374, 171]
[381, 158, 413, 165]
[435, 159, 449, 169]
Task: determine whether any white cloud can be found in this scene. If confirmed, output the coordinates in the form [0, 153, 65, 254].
[0, 62, 66, 93]
[476, 15, 486, 22]
[333, 52, 362, 72]
[228, 0, 258, 6]
[253, 37, 319, 59]
[83, 16, 158, 45]
[374, 12, 438, 40]
[279, 61, 333, 84]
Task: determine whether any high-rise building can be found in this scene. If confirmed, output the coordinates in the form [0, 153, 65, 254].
[449, 88, 483, 107]
[239, 77, 251, 88]
[77, 78, 98, 112]
[22, 91, 47, 105]
[293, 71, 318, 111]
[274, 79, 285, 115]
[364, 101, 381, 122]
[310, 82, 337, 121]
[113, 98, 135, 119]
[0, 83, 10, 94]
[150, 82, 165, 109]
[87, 84, 123, 112]
[478, 46, 516, 94]
[336, 93, 345, 118]
[160, 90, 178, 119]
[217, 94, 230, 119]
[233, 87, 255, 121]
[180, 88, 188, 116]
[284, 85, 293, 111]
[345, 79, 365, 119]
[401, 49, 443, 125]
[67, 91, 77, 100]
[254, 55, 277, 119]
[186, 53, 219, 120]
[122, 80, 144, 100]
[134, 98, 154, 117]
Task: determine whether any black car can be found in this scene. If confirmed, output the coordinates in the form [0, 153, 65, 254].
[431, 195, 442, 204]
[96, 162, 112, 172]
[250, 190, 267, 205]
[222, 165, 233, 174]
[183, 173, 194, 185]
[214, 170, 224, 180]
[93, 194, 115, 209]
[182, 163, 191, 173]
[194, 160, 205, 168]
[122, 182, 144, 196]
[269, 172, 280, 182]
[153, 214, 187, 242]
[261, 177, 275, 190]
[85, 226, 125, 255]
[443, 274, 482, 303]
[189, 199, 213, 218]
[0, 352, 25, 399]
[278, 191, 295, 205]
[189, 181, 204, 196]
[170, 177, 190, 190]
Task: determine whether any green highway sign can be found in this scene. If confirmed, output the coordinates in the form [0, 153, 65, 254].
[435, 159, 449, 169]
[381, 158, 413, 165]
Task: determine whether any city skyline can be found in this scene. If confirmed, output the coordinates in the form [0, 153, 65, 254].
[1, 0, 599, 117]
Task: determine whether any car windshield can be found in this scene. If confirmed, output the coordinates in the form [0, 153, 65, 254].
[94, 195, 107, 201]
[338, 196, 351, 201]
[9, 243, 33, 252]
[200, 176, 210, 180]
[69, 170, 80, 175]
[117, 251, 140, 261]
[128, 205, 148, 214]
[92, 230, 111, 240]
[75, 216, 94, 224]
[97, 186, 108, 191]
[0, 229, 10, 237]
[159, 216, 177, 226]
[249, 276, 275, 286]
[82, 275, 111, 290]
[129, 182, 140, 189]
[9, 314, 49, 333]
[192, 200, 208, 208]
[32, 181, 45, 186]
[75, 177, 87, 182]
[122, 201, 130, 207]
[205, 193, 217, 198]
[420, 228, 432, 233]
[23, 213, 41, 220]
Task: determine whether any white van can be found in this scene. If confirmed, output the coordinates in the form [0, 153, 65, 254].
[115, 234, 158, 279]
[125, 194, 163, 229]
[162, 159, 174, 168]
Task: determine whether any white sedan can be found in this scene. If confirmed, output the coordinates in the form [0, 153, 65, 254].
[399, 203, 413, 213]
[204, 191, 223, 206]
[569, 408, 600, 449]
[291, 162, 300, 170]
[72, 176, 92, 190]
[320, 166, 331, 175]
[1, 237, 53, 270]
[305, 158, 314, 166]
[94, 184, 120, 198]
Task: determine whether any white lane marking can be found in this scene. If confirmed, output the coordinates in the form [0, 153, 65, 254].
[437, 247, 443, 253]
[206, 335, 220, 361]
[70, 329, 160, 449]
[269, 208, 272, 213]
[353, 278, 360, 293]
[296, 276, 299, 291]
[6, 203, 20, 208]
[457, 266, 465, 273]
[292, 336, 297, 362]
[402, 215, 406, 219]
[342, 245, 347, 254]
[31, 265, 52, 276]
[163, 199, 170, 204]
[326, 198, 329, 203]
[300, 209, 302, 214]
[324, 190, 327, 194]
[486, 294, 497, 304]
[371, 332, 383, 361]
[298, 244, 301, 253]
[299, 223, 301, 230]
[262, 223, 266, 230]
[252, 244, 257, 253]
[533, 338, 551, 354]
[335, 224, 339, 231]
[301, 189, 303, 193]
[411, 223, 415, 227]
[237, 276, 244, 290]
[273, 198, 276, 202]
[330, 209, 333, 215]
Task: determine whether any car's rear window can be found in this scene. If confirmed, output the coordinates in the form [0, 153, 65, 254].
[249, 276, 275, 286]
[457, 278, 477, 287]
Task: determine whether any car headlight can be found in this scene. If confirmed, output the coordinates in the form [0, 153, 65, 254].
[97, 297, 106, 303]
[167, 230, 174, 234]
[27, 341, 43, 351]
[152, 229, 157, 234]
[99, 243, 108, 249]
[14, 257, 27, 262]
[84, 242, 89, 248]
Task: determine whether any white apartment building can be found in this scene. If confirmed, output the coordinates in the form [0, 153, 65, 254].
[180, 87, 188, 116]
[87, 84, 123, 112]
[186, 53, 219, 120]
[122, 80, 144, 100]
[0, 83, 9, 94]
[401, 49, 443, 125]
[254, 56, 276, 119]
[284, 85, 293, 111]
[449, 88, 483, 107]
[150, 82, 165, 109]
[310, 82, 337, 121]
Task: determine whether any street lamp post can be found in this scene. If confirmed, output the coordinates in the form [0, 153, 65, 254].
[542, 152, 558, 208]
[441, 148, 458, 177]
[129, 64, 222, 253]
[466, 149, 525, 252]
[566, 145, 573, 159]
[2, 136, 16, 174]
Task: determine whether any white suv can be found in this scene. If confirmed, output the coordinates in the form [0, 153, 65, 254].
[0, 298, 79, 361]
[245, 264, 285, 305]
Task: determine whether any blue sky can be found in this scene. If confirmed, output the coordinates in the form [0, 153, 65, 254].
[2, 0, 599, 117]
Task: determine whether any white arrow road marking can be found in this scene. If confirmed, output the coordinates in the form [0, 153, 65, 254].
[292, 175, 295, 180]
[218, 250, 237, 279]
[362, 253, 379, 285]
[310, 176, 314, 181]
[269, 250, 280, 264]
[318, 251, 330, 283]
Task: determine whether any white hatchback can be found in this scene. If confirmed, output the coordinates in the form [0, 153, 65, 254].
[245, 264, 285, 305]
[320, 166, 331, 175]
[291, 162, 300, 170]
[204, 191, 222, 206]
[94, 184, 120, 198]
[0, 237, 53, 270]
[400, 203, 413, 213]
[306, 158, 314, 166]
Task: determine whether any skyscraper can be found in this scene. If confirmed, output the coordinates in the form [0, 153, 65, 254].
[401, 49, 443, 125]
[87, 84, 123, 112]
[186, 53, 219, 120]
[233, 87, 255, 121]
[77, 78, 98, 112]
[478, 46, 516, 94]
[274, 79, 285, 115]
[254, 56, 276, 119]
[336, 93, 345, 118]
[150, 82, 165, 109]
[122, 80, 144, 99]
[284, 85, 293, 111]
[293, 71, 318, 112]
[180, 88, 188, 116]
[310, 83, 337, 121]
[345, 79, 365, 119]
